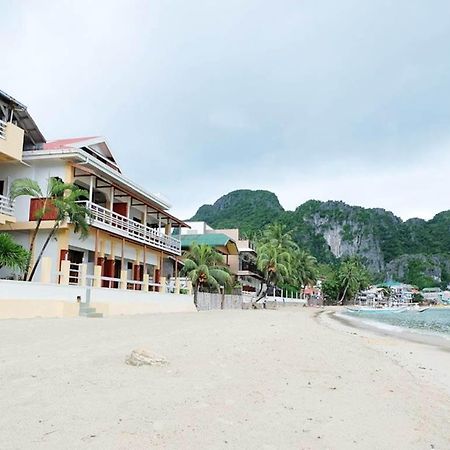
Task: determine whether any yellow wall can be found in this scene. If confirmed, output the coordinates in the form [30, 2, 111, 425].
[0, 300, 78, 319]
[0, 122, 24, 162]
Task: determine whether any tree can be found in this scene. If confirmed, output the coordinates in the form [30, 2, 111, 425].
[181, 243, 232, 310]
[255, 224, 298, 301]
[292, 249, 318, 290]
[256, 242, 292, 299]
[337, 257, 371, 304]
[0, 233, 30, 273]
[321, 258, 371, 305]
[10, 177, 90, 281]
[260, 223, 298, 253]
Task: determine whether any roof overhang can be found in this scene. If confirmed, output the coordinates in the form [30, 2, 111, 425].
[0, 89, 46, 145]
[22, 147, 175, 211]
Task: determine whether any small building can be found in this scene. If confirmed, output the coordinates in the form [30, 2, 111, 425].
[180, 222, 263, 291]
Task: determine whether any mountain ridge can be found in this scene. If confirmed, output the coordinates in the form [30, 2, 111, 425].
[190, 189, 450, 287]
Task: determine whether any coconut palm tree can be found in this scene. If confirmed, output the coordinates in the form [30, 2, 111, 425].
[181, 243, 232, 310]
[256, 241, 292, 301]
[10, 177, 90, 281]
[0, 233, 30, 273]
[260, 223, 298, 252]
[292, 249, 318, 290]
[337, 257, 370, 304]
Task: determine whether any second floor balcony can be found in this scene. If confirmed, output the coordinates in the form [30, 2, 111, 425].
[0, 194, 15, 223]
[0, 120, 24, 162]
[79, 201, 181, 255]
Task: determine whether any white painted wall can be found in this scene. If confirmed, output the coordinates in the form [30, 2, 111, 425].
[0, 159, 67, 221]
[0, 279, 85, 302]
[180, 221, 213, 235]
[0, 279, 196, 317]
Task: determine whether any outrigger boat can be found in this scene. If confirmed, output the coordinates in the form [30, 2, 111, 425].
[345, 305, 408, 313]
[346, 304, 429, 313]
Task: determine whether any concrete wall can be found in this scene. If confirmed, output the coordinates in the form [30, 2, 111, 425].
[196, 292, 243, 311]
[0, 279, 195, 319]
[91, 288, 195, 315]
[0, 279, 84, 319]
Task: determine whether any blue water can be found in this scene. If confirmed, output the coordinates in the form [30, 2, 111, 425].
[344, 308, 450, 336]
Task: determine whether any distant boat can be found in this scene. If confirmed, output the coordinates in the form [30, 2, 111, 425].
[406, 305, 430, 313]
[345, 305, 408, 313]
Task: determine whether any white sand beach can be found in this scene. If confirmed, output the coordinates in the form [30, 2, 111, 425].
[1, 308, 449, 450]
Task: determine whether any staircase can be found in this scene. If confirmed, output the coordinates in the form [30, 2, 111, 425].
[79, 302, 103, 318]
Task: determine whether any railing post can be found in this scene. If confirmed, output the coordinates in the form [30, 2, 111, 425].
[60, 260, 71, 285]
[159, 276, 166, 294]
[175, 277, 180, 294]
[93, 265, 102, 288]
[120, 270, 128, 290]
[79, 263, 87, 287]
[143, 273, 149, 292]
[187, 280, 193, 296]
[40, 256, 52, 284]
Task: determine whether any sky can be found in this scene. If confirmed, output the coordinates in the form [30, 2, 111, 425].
[2, 0, 450, 221]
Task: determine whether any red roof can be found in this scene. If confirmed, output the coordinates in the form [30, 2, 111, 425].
[43, 136, 99, 150]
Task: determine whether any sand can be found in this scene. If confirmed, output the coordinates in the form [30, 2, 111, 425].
[0, 307, 449, 450]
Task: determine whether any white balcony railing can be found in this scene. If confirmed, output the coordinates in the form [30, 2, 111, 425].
[0, 194, 14, 216]
[79, 201, 181, 255]
[0, 120, 6, 140]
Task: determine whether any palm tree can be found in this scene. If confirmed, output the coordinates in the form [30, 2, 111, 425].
[292, 249, 318, 291]
[254, 223, 299, 301]
[256, 242, 292, 301]
[0, 233, 30, 273]
[10, 177, 90, 281]
[337, 257, 370, 304]
[181, 243, 232, 310]
[260, 223, 298, 252]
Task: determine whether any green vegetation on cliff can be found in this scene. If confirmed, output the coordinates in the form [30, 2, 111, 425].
[191, 190, 450, 287]
[191, 190, 283, 235]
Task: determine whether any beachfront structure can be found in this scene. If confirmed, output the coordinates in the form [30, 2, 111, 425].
[0, 90, 187, 287]
[180, 222, 263, 292]
[420, 287, 450, 304]
[382, 281, 415, 303]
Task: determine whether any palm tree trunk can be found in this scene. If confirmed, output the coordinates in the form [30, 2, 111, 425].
[193, 285, 199, 311]
[255, 278, 270, 302]
[339, 281, 349, 305]
[25, 216, 44, 280]
[220, 288, 225, 310]
[28, 222, 59, 282]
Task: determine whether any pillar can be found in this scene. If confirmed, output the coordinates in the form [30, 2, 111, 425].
[79, 263, 87, 287]
[60, 260, 71, 285]
[159, 276, 166, 294]
[120, 269, 128, 290]
[40, 256, 52, 284]
[175, 277, 180, 294]
[93, 265, 102, 288]
[143, 273, 149, 292]
[187, 280, 193, 296]
[164, 222, 172, 236]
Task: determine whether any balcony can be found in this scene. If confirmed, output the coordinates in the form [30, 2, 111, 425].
[0, 120, 24, 162]
[238, 260, 262, 279]
[0, 194, 15, 223]
[80, 201, 181, 255]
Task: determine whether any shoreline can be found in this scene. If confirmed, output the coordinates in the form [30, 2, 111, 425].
[327, 307, 450, 352]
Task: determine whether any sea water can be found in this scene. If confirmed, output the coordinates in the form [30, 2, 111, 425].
[344, 308, 450, 336]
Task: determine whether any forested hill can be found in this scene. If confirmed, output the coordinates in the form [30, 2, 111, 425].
[190, 190, 450, 286]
